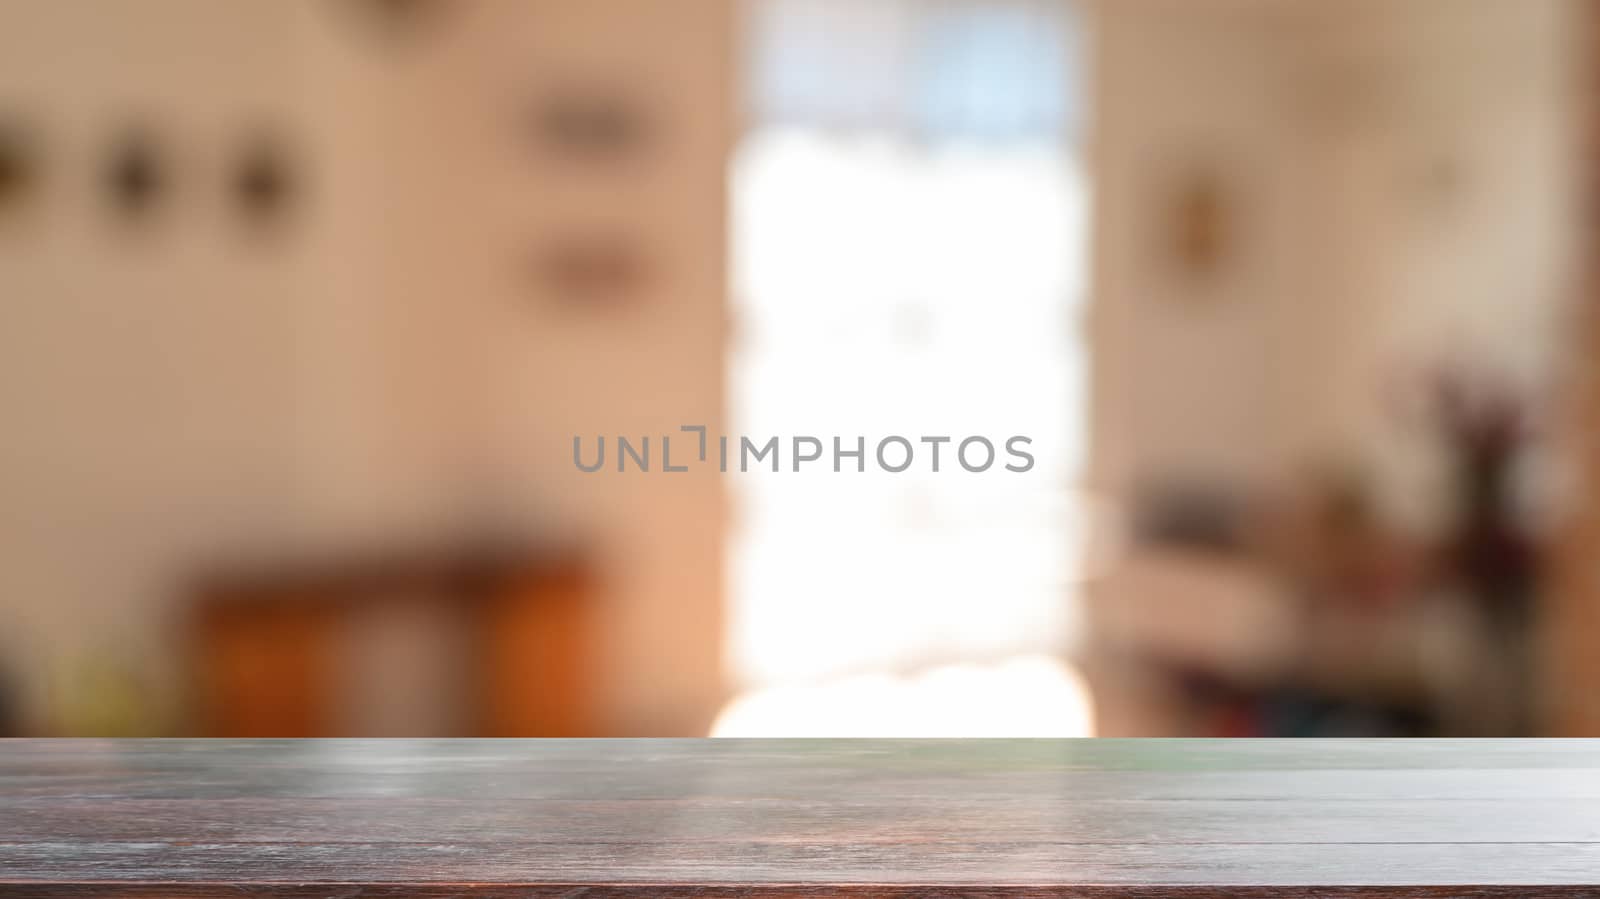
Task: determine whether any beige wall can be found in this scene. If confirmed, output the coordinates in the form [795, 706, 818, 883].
[0, 0, 731, 735]
[1088, 0, 1582, 533]
[0, 0, 308, 729]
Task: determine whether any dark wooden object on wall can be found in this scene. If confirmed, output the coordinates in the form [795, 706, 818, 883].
[3, 739, 1600, 896]
[189, 548, 597, 737]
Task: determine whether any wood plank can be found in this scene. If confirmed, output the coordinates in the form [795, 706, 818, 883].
[1, 740, 1599, 896]
[2, 797, 1599, 844]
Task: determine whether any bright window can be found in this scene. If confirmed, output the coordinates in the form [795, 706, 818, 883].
[718, 0, 1094, 736]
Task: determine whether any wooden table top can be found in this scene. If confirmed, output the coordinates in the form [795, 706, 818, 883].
[2, 739, 1599, 897]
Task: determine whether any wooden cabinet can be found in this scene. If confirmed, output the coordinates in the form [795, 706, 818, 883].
[190, 549, 598, 737]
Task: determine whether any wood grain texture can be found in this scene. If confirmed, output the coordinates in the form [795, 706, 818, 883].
[1, 739, 1599, 897]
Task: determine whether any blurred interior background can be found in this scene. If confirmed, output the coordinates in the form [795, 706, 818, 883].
[1, 0, 1597, 738]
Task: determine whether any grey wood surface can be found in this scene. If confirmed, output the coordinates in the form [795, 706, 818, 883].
[2, 739, 1599, 897]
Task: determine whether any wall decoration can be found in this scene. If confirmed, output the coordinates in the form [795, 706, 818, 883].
[535, 232, 649, 310]
[330, 0, 452, 50]
[1167, 167, 1233, 282]
[232, 132, 296, 227]
[105, 130, 166, 220]
[529, 86, 651, 162]
[0, 117, 39, 215]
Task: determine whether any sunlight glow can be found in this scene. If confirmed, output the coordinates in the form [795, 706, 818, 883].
[711, 654, 1095, 737]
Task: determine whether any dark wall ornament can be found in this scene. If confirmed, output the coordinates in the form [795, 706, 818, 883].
[105, 129, 167, 222]
[0, 116, 41, 217]
[529, 85, 653, 163]
[1167, 167, 1233, 283]
[535, 232, 650, 312]
[231, 131, 298, 230]
[329, 0, 454, 51]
